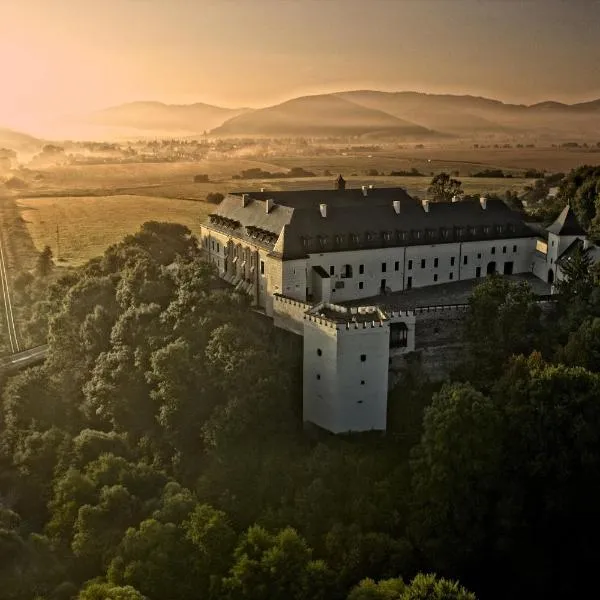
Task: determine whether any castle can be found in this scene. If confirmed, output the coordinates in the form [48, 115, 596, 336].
[200, 176, 593, 433]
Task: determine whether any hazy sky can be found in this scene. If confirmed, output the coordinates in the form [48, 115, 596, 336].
[1, 0, 599, 132]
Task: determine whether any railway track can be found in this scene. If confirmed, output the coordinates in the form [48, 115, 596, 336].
[0, 228, 19, 354]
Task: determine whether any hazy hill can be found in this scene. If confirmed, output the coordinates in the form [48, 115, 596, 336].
[337, 90, 600, 140]
[0, 127, 44, 152]
[87, 101, 249, 136]
[210, 94, 439, 138]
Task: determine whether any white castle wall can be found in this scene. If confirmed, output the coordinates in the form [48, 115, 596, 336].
[303, 315, 390, 433]
[304, 237, 536, 302]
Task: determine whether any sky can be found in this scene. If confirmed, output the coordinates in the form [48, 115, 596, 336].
[1, 0, 599, 134]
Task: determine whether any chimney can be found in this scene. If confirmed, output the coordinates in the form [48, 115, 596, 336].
[452, 195, 461, 203]
[480, 196, 487, 210]
[361, 185, 368, 197]
[260, 187, 265, 192]
[422, 199, 430, 213]
[393, 200, 401, 214]
[319, 203, 327, 218]
[368, 184, 374, 189]
[583, 238, 591, 250]
[241, 193, 250, 207]
[265, 198, 274, 214]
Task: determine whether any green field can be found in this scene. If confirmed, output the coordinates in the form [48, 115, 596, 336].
[17, 195, 212, 267]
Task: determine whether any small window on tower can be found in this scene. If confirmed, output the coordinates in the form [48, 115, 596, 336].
[360, 354, 366, 362]
[317, 349, 322, 356]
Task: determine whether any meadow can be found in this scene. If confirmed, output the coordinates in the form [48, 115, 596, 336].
[17, 195, 212, 267]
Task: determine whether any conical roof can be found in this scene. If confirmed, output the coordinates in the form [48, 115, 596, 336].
[547, 204, 586, 236]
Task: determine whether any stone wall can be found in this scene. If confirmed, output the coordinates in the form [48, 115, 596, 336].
[390, 306, 469, 381]
[272, 294, 312, 335]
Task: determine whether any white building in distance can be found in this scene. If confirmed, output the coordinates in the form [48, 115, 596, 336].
[200, 176, 591, 434]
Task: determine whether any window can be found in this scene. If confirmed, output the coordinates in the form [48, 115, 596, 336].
[513, 245, 517, 253]
[329, 265, 335, 276]
[434, 274, 438, 282]
[551, 240, 555, 247]
[390, 322, 408, 348]
[463, 255, 468, 265]
[317, 349, 322, 356]
[361, 380, 365, 385]
[421, 259, 426, 269]
[395, 261, 400, 271]
[449, 272, 454, 280]
[476, 266, 481, 277]
[382, 262, 387, 273]
[450, 257, 455, 266]
[477, 253, 482, 259]
[319, 236, 327, 249]
[434, 257, 439, 268]
[407, 276, 413, 289]
[216, 243, 220, 252]
[316, 374, 321, 380]
[211, 240, 215, 250]
[343, 264, 353, 278]
[360, 354, 366, 362]
[491, 247, 496, 255]
[502, 246, 507, 254]
[408, 260, 413, 270]
[260, 260, 264, 275]
[359, 264, 364, 274]
[359, 282, 364, 290]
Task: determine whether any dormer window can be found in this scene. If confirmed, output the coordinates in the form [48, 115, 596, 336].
[484, 226, 492, 235]
[318, 236, 328, 249]
[383, 231, 392, 242]
[469, 226, 477, 236]
[351, 233, 360, 245]
[441, 228, 450, 239]
[497, 225, 504, 234]
[427, 229, 436, 239]
[366, 233, 373, 242]
[334, 234, 343, 246]
[302, 237, 310, 249]
[414, 230, 422, 240]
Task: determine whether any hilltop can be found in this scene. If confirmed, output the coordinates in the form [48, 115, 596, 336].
[209, 93, 439, 138]
[0, 127, 44, 152]
[87, 101, 249, 135]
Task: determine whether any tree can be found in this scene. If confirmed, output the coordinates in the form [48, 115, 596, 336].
[461, 276, 542, 383]
[222, 525, 334, 600]
[37, 245, 54, 276]
[427, 173, 463, 202]
[411, 356, 600, 598]
[77, 582, 146, 600]
[206, 192, 224, 204]
[347, 574, 476, 600]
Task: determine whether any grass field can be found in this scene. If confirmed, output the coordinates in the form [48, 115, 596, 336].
[17, 195, 212, 267]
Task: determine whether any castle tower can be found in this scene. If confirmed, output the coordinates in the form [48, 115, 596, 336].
[546, 205, 586, 285]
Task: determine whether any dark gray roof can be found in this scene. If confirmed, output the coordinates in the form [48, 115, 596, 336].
[205, 188, 536, 260]
[547, 205, 586, 236]
[557, 237, 585, 264]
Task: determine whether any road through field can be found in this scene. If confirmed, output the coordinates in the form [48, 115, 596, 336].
[0, 225, 19, 353]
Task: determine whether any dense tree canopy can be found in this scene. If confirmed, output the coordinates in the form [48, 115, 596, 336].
[4, 203, 600, 600]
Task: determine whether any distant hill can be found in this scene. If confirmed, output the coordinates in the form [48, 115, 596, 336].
[0, 127, 44, 152]
[210, 94, 439, 138]
[87, 101, 249, 136]
[336, 91, 600, 139]
[45, 91, 600, 141]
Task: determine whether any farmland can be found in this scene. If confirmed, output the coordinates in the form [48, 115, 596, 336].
[17, 195, 212, 267]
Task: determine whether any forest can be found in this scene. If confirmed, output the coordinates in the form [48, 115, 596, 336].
[2, 166, 600, 600]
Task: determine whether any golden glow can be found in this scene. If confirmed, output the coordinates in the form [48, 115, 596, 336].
[0, 0, 599, 138]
